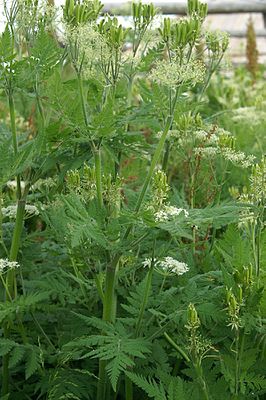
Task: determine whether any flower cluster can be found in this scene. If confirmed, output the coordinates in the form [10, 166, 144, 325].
[159, 257, 189, 275]
[31, 178, 57, 192]
[222, 148, 256, 168]
[191, 126, 256, 168]
[65, 23, 110, 79]
[232, 107, 266, 126]
[194, 147, 255, 168]
[66, 164, 122, 206]
[66, 166, 97, 200]
[2, 204, 39, 219]
[237, 157, 265, 228]
[149, 58, 205, 88]
[205, 30, 229, 56]
[0, 259, 20, 274]
[16, 0, 56, 36]
[155, 205, 189, 222]
[142, 256, 189, 276]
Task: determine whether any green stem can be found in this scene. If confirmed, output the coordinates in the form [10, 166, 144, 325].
[102, 254, 120, 323]
[77, 73, 103, 210]
[98, 113, 174, 400]
[135, 115, 172, 214]
[123, 115, 173, 241]
[1, 86, 29, 396]
[77, 73, 89, 127]
[97, 361, 108, 400]
[125, 377, 133, 400]
[164, 332, 190, 362]
[94, 147, 103, 209]
[9, 93, 18, 155]
[234, 329, 240, 396]
[162, 140, 170, 172]
[194, 361, 210, 400]
[135, 267, 153, 337]
[97, 255, 120, 400]
[0, 191, 9, 256]
[98, 91, 176, 400]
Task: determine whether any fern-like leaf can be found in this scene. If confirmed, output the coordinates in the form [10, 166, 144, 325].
[25, 345, 41, 380]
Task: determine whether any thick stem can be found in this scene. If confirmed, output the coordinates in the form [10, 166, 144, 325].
[103, 254, 120, 323]
[125, 377, 133, 400]
[97, 361, 108, 400]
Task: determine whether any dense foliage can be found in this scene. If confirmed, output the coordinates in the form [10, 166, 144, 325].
[0, 1, 265, 399]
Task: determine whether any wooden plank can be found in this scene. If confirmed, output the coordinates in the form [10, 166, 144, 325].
[103, 1, 266, 15]
[228, 29, 266, 37]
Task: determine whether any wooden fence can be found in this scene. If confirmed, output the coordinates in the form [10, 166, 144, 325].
[103, 0, 266, 37]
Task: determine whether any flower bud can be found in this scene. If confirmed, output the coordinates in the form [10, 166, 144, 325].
[187, 303, 200, 328]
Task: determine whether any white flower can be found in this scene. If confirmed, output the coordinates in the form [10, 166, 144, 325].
[155, 205, 189, 222]
[149, 58, 205, 88]
[158, 257, 189, 275]
[194, 146, 220, 158]
[0, 259, 20, 274]
[2, 204, 39, 219]
[142, 256, 189, 276]
[194, 130, 208, 141]
[232, 107, 266, 125]
[65, 23, 111, 79]
[222, 149, 255, 168]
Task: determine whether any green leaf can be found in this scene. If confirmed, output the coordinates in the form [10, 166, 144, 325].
[25, 345, 41, 380]
[125, 371, 166, 400]
[0, 339, 16, 356]
[9, 345, 26, 369]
